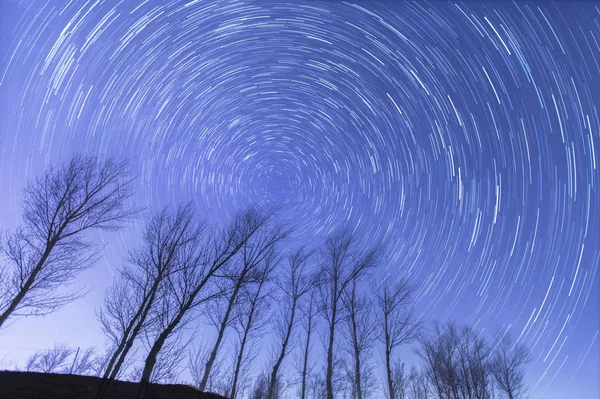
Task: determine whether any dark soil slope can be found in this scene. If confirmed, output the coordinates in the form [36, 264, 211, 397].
[0, 371, 227, 399]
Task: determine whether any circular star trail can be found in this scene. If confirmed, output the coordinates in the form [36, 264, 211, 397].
[0, 1, 598, 397]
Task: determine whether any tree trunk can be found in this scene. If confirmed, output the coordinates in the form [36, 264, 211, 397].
[232, 275, 265, 399]
[95, 276, 164, 399]
[300, 306, 312, 399]
[137, 296, 188, 398]
[352, 320, 362, 399]
[267, 299, 297, 399]
[199, 277, 243, 391]
[107, 280, 161, 380]
[325, 304, 336, 399]
[231, 309, 253, 399]
[385, 347, 394, 399]
[385, 313, 395, 399]
[347, 289, 362, 399]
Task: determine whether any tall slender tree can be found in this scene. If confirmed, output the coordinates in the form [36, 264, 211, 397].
[317, 230, 379, 399]
[342, 279, 376, 399]
[197, 219, 288, 392]
[98, 204, 203, 388]
[374, 278, 421, 399]
[139, 208, 284, 397]
[299, 290, 317, 399]
[231, 255, 275, 399]
[267, 248, 316, 399]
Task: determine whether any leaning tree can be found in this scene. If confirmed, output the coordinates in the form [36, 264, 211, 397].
[0, 156, 134, 328]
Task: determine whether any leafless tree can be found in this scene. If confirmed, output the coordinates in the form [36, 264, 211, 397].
[25, 344, 98, 376]
[456, 327, 492, 399]
[197, 218, 288, 392]
[189, 341, 232, 396]
[98, 204, 203, 389]
[299, 290, 317, 399]
[266, 247, 316, 399]
[386, 362, 429, 399]
[0, 156, 134, 328]
[418, 321, 493, 399]
[231, 256, 275, 399]
[69, 347, 99, 376]
[419, 322, 460, 399]
[133, 330, 187, 384]
[342, 279, 376, 399]
[25, 344, 73, 373]
[491, 333, 530, 399]
[307, 372, 327, 399]
[317, 230, 379, 399]
[374, 278, 421, 399]
[407, 366, 430, 399]
[138, 208, 283, 397]
[250, 373, 270, 399]
[189, 343, 211, 388]
[189, 307, 232, 393]
[387, 360, 409, 399]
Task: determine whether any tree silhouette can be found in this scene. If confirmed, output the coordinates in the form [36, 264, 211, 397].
[419, 321, 493, 399]
[374, 278, 421, 399]
[267, 247, 316, 399]
[316, 230, 379, 399]
[231, 254, 275, 399]
[299, 290, 317, 399]
[138, 207, 282, 397]
[342, 279, 376, 399]
[491, 333, 530, 399]
[0, 156, 134, 328]
[98, 204, 203, 393]
[25, 344, 98, 376]
[198, 217, 288, 392]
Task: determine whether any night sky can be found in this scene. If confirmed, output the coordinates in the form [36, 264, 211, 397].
[0, 1, 598, 398]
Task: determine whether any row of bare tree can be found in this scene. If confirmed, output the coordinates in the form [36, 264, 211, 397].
[1, 157, 530, 399]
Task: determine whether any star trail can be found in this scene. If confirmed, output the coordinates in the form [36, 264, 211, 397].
[0, 1, 598, 398]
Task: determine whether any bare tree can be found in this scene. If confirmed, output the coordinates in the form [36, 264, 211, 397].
[0, 156, 134, 328]
[25, 344, 73, 373]
[189, 296, 233, 393]
[307, 372, 327, 399]
[24, 344, 98, 376]
[267, 248, 316, 399]
[342, 279, 376, 399]
[231, 256, 275, 399]
[419, 322, 460, 399]
[250, 373, 270, 399]
[133, 330, 187, 384]
[491, 333, 530, 399]
[189, 343, 212, 388]
[189, 342, 232, 396]
[455, 326, 491, 399]
[388, 361, 409, 399]
[98, 204, 203, 389]
[317, 230, 379, 399]
[407, 366, 430, 399]
[374, 278, 421, 399]
[198, 217, 288, 392]
[418, 321, 493, 399]
[299, 290, 317, 399]
[138, 208, 283, 397]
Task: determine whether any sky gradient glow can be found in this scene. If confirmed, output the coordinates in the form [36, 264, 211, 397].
[0, 1, 599, 398]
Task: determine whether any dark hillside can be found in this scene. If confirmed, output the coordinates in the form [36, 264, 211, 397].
[0, 371, 226, 399]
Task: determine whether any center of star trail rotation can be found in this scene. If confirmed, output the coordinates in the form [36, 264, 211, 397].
[0, 1, 598, 398]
